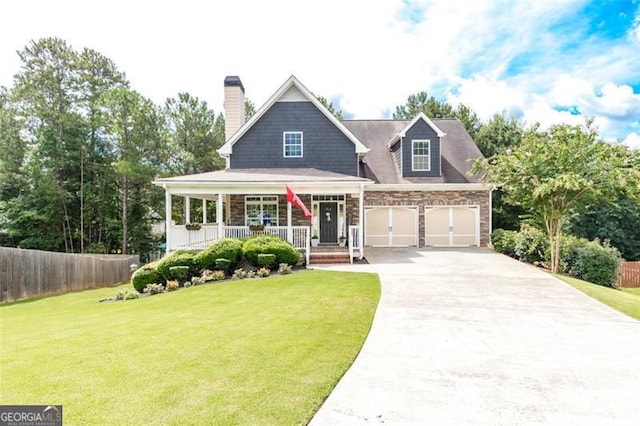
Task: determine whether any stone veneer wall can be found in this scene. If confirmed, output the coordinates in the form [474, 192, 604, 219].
[229, 190, 490, 247]
[227, 194, 312, 227]
[355, 190, 491, 247]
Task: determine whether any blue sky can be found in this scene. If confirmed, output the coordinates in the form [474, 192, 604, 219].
[1, 0, 639, 148]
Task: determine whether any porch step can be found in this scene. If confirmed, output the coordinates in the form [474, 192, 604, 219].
[309, 247, 351, 264]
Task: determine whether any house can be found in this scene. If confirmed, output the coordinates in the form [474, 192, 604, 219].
[153, 75, 492, 264]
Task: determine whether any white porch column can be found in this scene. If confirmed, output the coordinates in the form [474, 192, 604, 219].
[165, 189, 172, 252]
[217, 193, 224, 238]
[287, 201, 293, 243]
[202, 199, 207, 224]
[358, 184, 364, 259]
[185, 196, 190, 224]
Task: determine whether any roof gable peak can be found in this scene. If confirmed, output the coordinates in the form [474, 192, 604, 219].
[218, 75, 368, 156]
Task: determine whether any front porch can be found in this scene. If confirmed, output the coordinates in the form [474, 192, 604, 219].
[167, 224, 362, 265]
[153, 168, 372, 265]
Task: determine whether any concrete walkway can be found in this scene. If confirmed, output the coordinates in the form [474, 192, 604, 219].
[310, 248, 640, 425]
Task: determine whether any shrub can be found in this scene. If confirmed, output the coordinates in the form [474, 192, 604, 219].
[166, 280, 179, 292]
[194, 239, 243, 271]
[569, 241, 622, 287]
[191, 276, 206, 286]
[143, 283, 165, 295]
[491, 229, 519, 258]
[232, 268, 247, 280]
[257, 253, 277, 267]
[123, 290, 139, 300]
[168, 266, 190, 283]
[558, 234, 590, 274]
[246, 270, 256, 279]
[157, 250, 198, 281]
[202, 269, 226, 282]
[242, 235, 300, 267]
[278, 263, 293, 275]
[514, 224, 547, 264]
[215, 258, 232, 272]
[131, 261, 162, 292]
[257, 267, 270, 278]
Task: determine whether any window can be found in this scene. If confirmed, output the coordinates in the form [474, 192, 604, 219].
[245, 196, 278, 226]
[283, 132, 303, 157]
[412, 140, 430, 171]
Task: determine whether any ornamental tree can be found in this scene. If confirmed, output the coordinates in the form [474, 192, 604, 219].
[474, 122, 640, 272]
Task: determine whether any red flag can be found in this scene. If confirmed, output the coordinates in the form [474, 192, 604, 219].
[286, 186, 312, 219]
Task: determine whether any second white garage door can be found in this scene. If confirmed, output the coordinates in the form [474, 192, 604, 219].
[425, 206, 479, 246]
[365, 206, 418, 246]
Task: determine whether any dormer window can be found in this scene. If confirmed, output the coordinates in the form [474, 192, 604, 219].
[283, 131, 303, 157]
[412, 139, 431, 171]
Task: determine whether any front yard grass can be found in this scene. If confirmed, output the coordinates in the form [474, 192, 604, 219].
[554, 274, 640, 320]
[1, 270, 380, 425]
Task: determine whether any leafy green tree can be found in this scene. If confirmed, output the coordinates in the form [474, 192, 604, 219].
[393, 91, 480, 137]
[11, 37, 85, 252]
[475, 122, 640, 272]
[475, 113, 524, 158]
[316, 95, 344, 120]
[163, 93, 224, 175]
[102, 88, 164, 254]
[76, 47, 128, 252]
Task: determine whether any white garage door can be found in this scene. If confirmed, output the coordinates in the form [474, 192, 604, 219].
[425, 206, 479, 246]
[365, 207, 418, 246]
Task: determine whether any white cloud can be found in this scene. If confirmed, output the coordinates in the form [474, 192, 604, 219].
[0, 0, 638, 145]
[622, 132, 640, 149]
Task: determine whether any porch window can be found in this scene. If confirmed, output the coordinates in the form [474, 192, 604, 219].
[283, 132, 303, 157]
[412, 139, 430, 171]
[245, 196, 278, 226]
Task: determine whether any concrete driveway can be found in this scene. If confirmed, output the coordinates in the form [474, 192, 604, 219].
[310, 248, 640, 425]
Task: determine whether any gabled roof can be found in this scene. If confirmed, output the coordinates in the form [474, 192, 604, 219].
[343, 118, 483, 185]
[218, 75, 369, 156]
[386, 112, 446, 148]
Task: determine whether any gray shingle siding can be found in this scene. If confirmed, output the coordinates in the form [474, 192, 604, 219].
[401, 119, 441, 177]
[230, 101, 358, 175]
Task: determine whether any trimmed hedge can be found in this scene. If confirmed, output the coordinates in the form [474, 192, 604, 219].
[242, 234, 300, 267]
[569, 241, 622, 287]
[257, 253, 277, 267]
[491, 229, 519, 258]
[168, 266, 191, 283]
[157, 250, 198, 281]
[194, 238, 243, 271]
[493, 227, 622, 287]
[514, 224, 546, 264]
[131, 261, 162, 292]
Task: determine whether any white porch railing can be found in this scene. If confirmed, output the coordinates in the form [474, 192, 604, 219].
[349, 225, 362, 263]
[168, 225, 310, 265]
[168, 224, 221, 250]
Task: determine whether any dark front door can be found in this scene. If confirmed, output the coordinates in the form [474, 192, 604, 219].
[319, 202, 338, 244]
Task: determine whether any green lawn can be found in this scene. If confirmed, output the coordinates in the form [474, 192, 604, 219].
[554, 274, 640, 320]
[1, 270, 380, 425]
[622, 287, 640, 297]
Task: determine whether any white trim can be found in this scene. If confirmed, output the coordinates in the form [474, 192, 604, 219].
[424, 205, 480, 247]
[283, 131, 303, 158]
[245, 195, 279, 226]
[411, 139, 431, 171]
[218, 75, 369, 156]
[366, 183, 492, 191]
[386, 112, 446, 148]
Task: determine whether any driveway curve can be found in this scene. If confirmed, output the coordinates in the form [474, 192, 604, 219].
[310, 248, 640, 425]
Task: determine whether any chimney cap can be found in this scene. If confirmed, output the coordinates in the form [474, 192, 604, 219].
[224, 75, 244, 93]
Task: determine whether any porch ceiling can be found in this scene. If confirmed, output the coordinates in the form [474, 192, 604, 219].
[153, 168, 372, 197]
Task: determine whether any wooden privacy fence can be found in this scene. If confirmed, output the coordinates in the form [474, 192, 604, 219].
[0, 247, 139, 302]
[618, 261, 640, 288]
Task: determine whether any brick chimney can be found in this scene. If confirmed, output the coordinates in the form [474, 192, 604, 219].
[224, 76, 245, 142]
